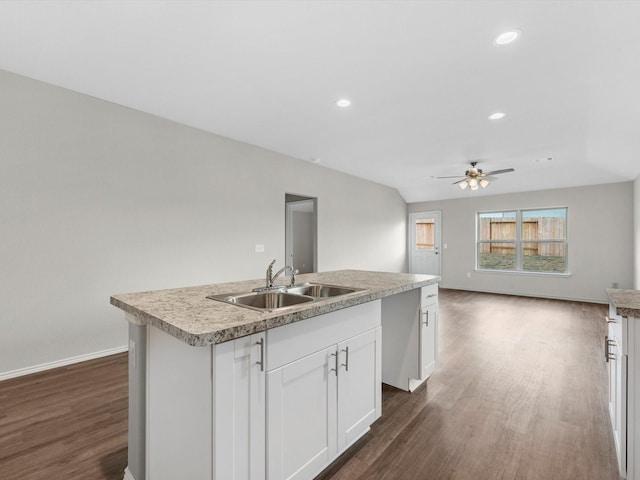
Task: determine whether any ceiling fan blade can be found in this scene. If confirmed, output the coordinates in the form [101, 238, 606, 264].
[452, 178, 468, 185]
[482, 168, 515, 176]
[435, 175, 466, 179]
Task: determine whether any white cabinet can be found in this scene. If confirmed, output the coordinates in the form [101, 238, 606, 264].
[337, 328, 381, 451]
[266, 301, 382, 480]
[214, 332, 266, 480]
[382, 284, 439, 392]
[267, 347, 337, 480]
[420, 287, 438, 382]
[607, 321, 627, 477]
[145, 328, 266, 480]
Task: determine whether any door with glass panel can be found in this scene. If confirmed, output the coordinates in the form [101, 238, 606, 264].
[409, 211, 441, 276]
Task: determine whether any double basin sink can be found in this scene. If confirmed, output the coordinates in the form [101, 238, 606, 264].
[207, 283, 364, 312]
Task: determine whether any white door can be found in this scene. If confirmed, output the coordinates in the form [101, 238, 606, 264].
[267, 347, 337, 480]
[409, 211, 441, 276]
[336, 328, 380, 451]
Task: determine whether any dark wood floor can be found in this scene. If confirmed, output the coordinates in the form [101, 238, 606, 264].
[0, 289, 621, 479]
[0, 352, 128, 480]
[318, 289, 621, 480]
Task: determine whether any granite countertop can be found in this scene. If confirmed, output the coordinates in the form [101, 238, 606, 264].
[111, 270, 439, 346]
[607, 288, 640, 318]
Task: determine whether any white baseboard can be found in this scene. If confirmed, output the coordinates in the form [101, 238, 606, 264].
[0, 345, 129, 382]
[123, 466, 136, 480]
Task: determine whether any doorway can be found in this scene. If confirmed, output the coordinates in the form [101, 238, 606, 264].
[285, 194, 317, 274]
[408, 211, 441, 276]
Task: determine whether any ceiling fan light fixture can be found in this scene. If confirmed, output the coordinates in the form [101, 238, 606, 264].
[468, 178, 478, 188]
[470, 183, 479, 191]
[479, 179, 489, 188]
[459, 180, 469, 190]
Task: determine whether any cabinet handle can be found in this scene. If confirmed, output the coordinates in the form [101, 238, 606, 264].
[256, 338, 264, 372]
[605, 335, 609, 363]
[605, 316, 616, 324]
[341, 346, 349, 372]
[423, 310, 429, 327]
[329, 351, 338, 376]
[607, 339, 617, 361]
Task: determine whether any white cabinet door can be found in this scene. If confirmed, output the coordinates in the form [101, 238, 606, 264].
[214, 332, 266, 480]
[420, 300, 438, 380]
[337, 327, 381, 451]
[606, 326, 627, 478]
[267, 347, 337, 480]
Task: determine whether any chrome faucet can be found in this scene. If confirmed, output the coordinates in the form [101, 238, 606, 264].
[263, 259, 298, 290]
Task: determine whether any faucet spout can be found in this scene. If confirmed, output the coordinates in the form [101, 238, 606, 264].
[271, 265, 293, 287]
[257, 260, 297, 291]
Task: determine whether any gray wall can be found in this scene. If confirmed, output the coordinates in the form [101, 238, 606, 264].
[0, 70, 407, 376]
[409, 182, 634, 303]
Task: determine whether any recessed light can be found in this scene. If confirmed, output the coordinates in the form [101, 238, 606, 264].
[336, 99, 351, 108]
[494, 30, 521, 46]
[488, 112, 506, 120]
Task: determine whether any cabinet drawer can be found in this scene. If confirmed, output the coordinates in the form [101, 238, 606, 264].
[267, 300, 381, 371]
[422, 283, 438, 306]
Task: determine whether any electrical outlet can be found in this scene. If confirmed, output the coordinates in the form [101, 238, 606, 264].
[254, 244, 265, 253]
[612, 282, 619, 289]
[466, 272, 471, 279]
[129, 340, 136, 368]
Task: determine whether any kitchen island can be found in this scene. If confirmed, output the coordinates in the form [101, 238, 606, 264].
[605, 288, 640, 479]
[111, 270, 439, 480]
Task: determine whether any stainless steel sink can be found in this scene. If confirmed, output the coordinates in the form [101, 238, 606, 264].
[207, 282, 363, 312]
[286, 283, 362, 298]
[207, 291, 314, 312]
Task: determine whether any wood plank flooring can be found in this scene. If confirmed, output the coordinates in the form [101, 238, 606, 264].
[0, 353, 128, 480]
[317, 289, 620, 480]
[0, 289, 621, 479]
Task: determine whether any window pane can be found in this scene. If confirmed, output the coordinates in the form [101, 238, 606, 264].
[522, 242, 567, 273]
[415, 220, 434, 250]
[522, 208, 566, 240]
[478, 242, 515, 270]
[478, 211, 516, 241]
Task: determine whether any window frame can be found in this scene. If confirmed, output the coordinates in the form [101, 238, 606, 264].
[476, 207, 569, 275]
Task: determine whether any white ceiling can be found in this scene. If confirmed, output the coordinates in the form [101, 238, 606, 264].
[1, 1, 639, 202]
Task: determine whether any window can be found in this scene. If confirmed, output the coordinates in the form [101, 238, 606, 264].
[477, 208, 567, 274]
[415, 219, 435, 251]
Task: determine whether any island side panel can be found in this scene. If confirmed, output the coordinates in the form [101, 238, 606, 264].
[146, 326, 213, 480]
[128, 322, 147, 480]
[380, 289, 421, 391]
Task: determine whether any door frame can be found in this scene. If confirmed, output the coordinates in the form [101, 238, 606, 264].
[285, 195, 317, 274]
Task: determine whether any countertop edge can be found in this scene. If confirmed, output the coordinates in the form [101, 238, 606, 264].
[111, 272, 439, 346]
[606, 288, 640, 318]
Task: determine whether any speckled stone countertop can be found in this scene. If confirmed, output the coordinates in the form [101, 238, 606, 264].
[111, 270, 439, 346]
[607, 288, 640, 318]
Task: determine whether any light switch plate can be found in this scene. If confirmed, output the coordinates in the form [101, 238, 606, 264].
[255, 244, 265, 253]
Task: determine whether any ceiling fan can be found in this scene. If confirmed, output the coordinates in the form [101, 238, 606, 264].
[435, 161, 515, 190]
